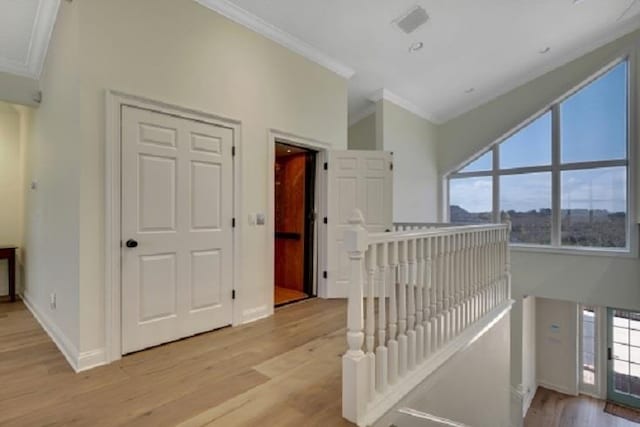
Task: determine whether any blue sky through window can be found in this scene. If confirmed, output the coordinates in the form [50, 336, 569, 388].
[451, 61, 627, 215]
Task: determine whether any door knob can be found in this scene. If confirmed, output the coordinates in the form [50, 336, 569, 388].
[125, 239, 138, 248]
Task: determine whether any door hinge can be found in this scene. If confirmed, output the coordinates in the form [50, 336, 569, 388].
[390, 162, 394, 171]
[232, 146, 236, 157]
[608, 347, 612, 361]
[232, 218, 236, 228]
[232, 289, 236, 300]
[323, 271, 328, 279]
[323, 162, 328, 171]
[323, 217, 328, 224]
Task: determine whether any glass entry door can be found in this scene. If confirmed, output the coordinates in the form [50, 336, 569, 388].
[608, 308, 640, 408]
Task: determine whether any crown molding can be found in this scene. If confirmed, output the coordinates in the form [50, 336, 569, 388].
[369, 88, 439, 124]
[194, 0, 355, 79]
[0, 0, 60, 79]
[348, 103, 376, 126]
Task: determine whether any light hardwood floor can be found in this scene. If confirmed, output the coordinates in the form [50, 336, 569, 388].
[525, 387, 640, 427]
[0, 297, 353, 427]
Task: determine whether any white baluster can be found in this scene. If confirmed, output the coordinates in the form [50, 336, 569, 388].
[443, 234, 451, 344]
[452, 233, 460, 337]
[342, 209, 368, 424]
[425, 236, 434, 358]
[397, 240, 408, 377]
[407, 238, 417, 371]
[415, 238, 424, 363]
[366, 244, 377, 402]
[376, 243, 388, 393]
[388, 240, 399, 385]
[437, 235, 445, 349]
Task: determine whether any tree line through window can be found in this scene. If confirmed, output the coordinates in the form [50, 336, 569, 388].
[448, 59, 629, 249]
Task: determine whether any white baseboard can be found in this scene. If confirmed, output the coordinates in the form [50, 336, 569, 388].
[77, 348, 107, 372]
[522, 384, 538, 416]
[21, 291, 80, 372]
[241, 305, 272, 324]
[537, 380, 577, 397]
[510, 386, 524, 427]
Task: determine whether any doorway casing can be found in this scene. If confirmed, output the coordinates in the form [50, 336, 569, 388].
[268, 130, 331, 301]
[105, 90, 242, 364]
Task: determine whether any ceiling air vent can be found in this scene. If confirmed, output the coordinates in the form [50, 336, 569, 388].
[394, 6, 429, 34]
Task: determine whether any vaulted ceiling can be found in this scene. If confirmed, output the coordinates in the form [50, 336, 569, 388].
[200, 0, 640, 124]
[1, 0, 639, 125]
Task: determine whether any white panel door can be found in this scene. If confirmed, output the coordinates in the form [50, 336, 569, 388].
[325, 150, 393, 298]
[121, 106, 233, 354]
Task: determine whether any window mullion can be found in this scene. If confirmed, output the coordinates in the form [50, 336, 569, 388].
[493, 146, 500, 223]
[552, 105, 561, 247]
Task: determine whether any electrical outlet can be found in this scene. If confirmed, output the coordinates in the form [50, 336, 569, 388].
[50, 293, 56, 309]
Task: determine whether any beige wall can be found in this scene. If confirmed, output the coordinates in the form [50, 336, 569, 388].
[351, 100, 440, 223]
[536, 298, 579, 396]
[347, 113, 376, 150]
[22, 1, 81, 355]
[70, 0, 348, 353]
[380, 100, 439, 223]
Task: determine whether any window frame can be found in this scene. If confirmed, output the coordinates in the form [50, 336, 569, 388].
[444, 54, 637, 256]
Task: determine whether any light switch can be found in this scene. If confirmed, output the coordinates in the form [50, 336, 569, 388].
[256, 213, 266, 226]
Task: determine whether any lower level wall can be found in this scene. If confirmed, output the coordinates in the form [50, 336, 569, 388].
[536, 297, 579, 396]
[375, 313, 512, 427]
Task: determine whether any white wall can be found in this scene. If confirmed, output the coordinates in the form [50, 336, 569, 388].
[0, 105, 22, 295]
[66, 0, 347, 355]
[379, 100, 440, 223]
[22, 1, 81, 360]
[376, 313, 512, 427]
[348, 113, 376, 150]
[536, 297, 579, 396]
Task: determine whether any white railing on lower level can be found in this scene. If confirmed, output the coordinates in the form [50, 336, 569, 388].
[342, 210, 512, 426]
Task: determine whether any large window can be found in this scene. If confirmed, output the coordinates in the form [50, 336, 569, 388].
[449, 59, 630, 250]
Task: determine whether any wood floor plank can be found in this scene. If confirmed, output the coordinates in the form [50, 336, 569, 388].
[0, 298, 353, 426]
[525, 387, 640, 427]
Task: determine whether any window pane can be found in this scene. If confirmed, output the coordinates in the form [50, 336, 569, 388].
[449, 177, 493, 223]
[459, 151, 492, 173]
[500, 173, 551, 244]
[561, 167, 627, 248]
[500, 112, 551, 168]
[582, 307, 596, 386]
[561, 61, 628, 163]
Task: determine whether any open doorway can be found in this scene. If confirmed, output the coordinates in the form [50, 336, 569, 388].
[274, 142, 317, 306]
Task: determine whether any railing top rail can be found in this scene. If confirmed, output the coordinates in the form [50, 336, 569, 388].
[369, 223, 509, 245]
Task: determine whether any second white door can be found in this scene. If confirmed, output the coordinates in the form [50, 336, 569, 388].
[325, 150, 393, 298]
[121, 105, 234, 354]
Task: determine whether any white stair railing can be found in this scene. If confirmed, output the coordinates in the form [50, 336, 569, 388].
[342, 209, 512, 426]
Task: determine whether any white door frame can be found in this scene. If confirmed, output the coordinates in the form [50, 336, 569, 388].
[268, 130, 331, 300]
[105, 90, 242, 363]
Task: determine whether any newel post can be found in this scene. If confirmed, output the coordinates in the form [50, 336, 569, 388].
[342, 209, 369, 424]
